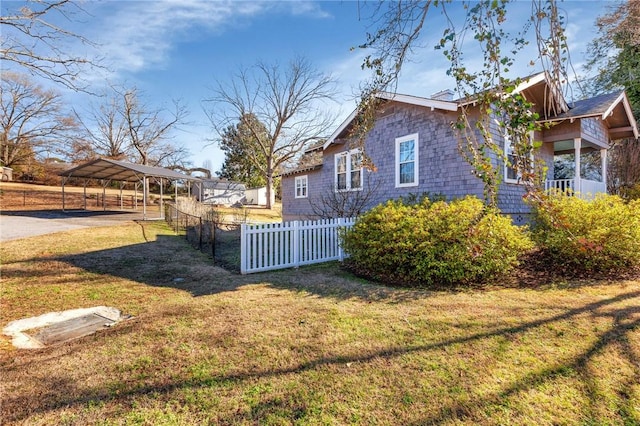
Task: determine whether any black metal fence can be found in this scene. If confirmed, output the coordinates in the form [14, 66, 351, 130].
[164, 204, 242, 272]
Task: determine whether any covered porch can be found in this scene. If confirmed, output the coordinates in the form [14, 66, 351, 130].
[544, 137, 607, 199]
[540, 91, 639, 199]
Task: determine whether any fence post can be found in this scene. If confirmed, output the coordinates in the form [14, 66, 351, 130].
[211, 220, 216, 262]
[240, 223, 247, 274]
[293, 220, 300, 268]
[337, 218, 345, 262]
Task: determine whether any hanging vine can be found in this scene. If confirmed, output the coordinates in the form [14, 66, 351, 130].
[354, 0, 574, 208]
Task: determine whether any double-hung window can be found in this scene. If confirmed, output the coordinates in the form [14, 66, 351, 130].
[395, 133, 419, 187]
[504, 133, 518, 182]
[335, 149, 362, 191]
[295, 175, 308, 198]
[504, 131, 534, 184]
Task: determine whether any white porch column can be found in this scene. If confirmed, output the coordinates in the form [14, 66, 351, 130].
[600, 148, 607, 191]
[574, 137, 582, 193]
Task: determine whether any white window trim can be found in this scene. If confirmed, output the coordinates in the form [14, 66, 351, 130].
[395, 133, 419, 188]
[294, 175, 308, 198]
[504, 131, 534, 184]
[334, 149, 363, 192]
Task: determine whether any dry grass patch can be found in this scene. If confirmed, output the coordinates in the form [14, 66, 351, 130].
[1, 222, 639, 425]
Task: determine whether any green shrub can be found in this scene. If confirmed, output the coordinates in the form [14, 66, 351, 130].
[532, 193, 640, 271]
[340, 196, 533, 287]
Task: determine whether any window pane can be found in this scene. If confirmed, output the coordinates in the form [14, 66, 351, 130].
[295, 177, 307, 197]
[400, 140, 414, 162]
[337, 173, 346, 190]
[506, 154, 518, 180]
[400, 162, 415, 184]
[336, 155, 347, 173]
[350, 170, 361, 189]
[351, 152, 362, 169]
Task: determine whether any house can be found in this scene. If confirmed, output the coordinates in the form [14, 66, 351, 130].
[194, 179, 246, 206]
[281, 72, 638, 223]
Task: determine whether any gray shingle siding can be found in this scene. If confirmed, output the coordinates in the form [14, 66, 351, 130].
[581, 118, 607, 145]
[281, 169, 323, 221]
[282, 102, 553, 221]
[498, 131, 554, 218]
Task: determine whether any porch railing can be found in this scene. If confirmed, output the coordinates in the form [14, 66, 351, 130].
[544, 179, 607, 199]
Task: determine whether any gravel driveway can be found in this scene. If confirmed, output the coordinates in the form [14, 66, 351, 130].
[0, 210, 147, 242]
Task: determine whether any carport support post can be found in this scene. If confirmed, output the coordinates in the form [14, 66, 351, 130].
[102, 181, 106, 212]
[160, 178, 164, 220]
[83, 180, 87, 210]
[143, 176, 147, 220]
[61, 177, 66, 211]
[134, 182, 139, 211]
[119, 182, 124, 210]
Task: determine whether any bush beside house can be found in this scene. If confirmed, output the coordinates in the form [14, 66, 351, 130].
[532, 193, 640, 272]
[341, 195, 533, 287]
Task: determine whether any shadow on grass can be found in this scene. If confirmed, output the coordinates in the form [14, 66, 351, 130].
[3, 289, 639, 424]
[2, 226, 431, 302]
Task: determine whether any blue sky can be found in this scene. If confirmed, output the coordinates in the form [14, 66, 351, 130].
[3, 0, 611, 173]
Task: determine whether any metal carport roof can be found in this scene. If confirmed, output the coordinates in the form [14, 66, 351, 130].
[58, 158, 200, 182]
[58, 158, 200, 220]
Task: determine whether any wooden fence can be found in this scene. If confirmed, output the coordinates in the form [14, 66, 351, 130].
[240, 218, 356, 274]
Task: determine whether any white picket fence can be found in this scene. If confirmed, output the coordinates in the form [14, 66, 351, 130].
[240, 218, 356, 274]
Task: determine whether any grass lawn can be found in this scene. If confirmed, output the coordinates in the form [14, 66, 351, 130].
[1, 221, 639, 425]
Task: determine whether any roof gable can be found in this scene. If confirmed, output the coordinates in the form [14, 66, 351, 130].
[323, 92, 457, 150]
[320, 72, 637, 155]
[542, 91, 639, 139]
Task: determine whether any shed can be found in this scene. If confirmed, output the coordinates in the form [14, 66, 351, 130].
[193, 179, 246, 206]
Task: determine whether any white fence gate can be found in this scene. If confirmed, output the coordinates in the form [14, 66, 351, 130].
[240, 218, 356, 274]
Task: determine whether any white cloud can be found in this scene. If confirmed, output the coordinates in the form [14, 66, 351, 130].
[82, 0, 334, 79]
[288, 1, 332, 19]
[86, 0, 270, 77]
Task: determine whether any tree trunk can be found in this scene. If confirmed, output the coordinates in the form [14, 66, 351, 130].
[266, 172, 273, 210]
[142, 154, 150, 205]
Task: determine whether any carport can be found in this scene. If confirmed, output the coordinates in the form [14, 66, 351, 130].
[58, 158, 200, 220]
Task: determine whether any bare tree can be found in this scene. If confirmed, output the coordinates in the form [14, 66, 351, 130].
[1, 72, 76, 169]
[608, 139, 640, 199]
[73, 86, 189, 167]
[74, 91, 129, 161]
[204, 56, 337, 209]
[309, 174, 381, 219]
[119, 87, 188, 167]
[1, 0, 100, 92]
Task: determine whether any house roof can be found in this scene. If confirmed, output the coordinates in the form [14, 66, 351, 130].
[313, 73, 637, 169]
[456, 72, 569, 117]
[280, 163, 322, 177]
[541, 91, 639, 139]
[322, 74, 572, 151]
[279, 141, 324, 177]
[323, 92, 457, 150]
[58, 158, 199, 182]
